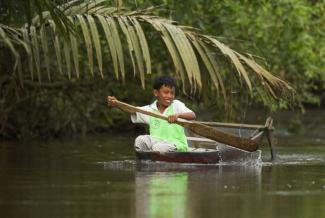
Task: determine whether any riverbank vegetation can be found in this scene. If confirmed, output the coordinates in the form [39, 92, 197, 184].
[0, 0, 324, 139]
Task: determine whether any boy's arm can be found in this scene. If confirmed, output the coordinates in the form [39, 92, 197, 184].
[107, 96, 135, 114]
[177, 112, 196, 120]
[167, 100, 196, 123]
[167, 112, 196, 123]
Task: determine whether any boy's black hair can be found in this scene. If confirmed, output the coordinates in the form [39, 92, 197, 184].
[153, 75, 176, 90]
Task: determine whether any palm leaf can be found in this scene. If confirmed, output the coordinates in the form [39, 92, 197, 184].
[117, 16, 137, 79]
[40, 25, 51, 80]
[68, 17, 80, 78]
[31, 0, 75, 38]
[164, 23, 202, 92]
[63, 2, 90, 15]
[88, 5, 106, 14]
[48, 20, 63, 75]
[131, 17, 151, 75]
[30, 26, 41, 82]
[87, 14, 103, 78]
[95, 7, 118, 15]
[63, 39, 72, 79]
[64, 0, 107, 15]
[204, 36, 252, 91]
[198, 39, 227, 99]
[22, 27, 34, 80]
[0, 1, 296, 107]
[121, 16, 145, 87]
[57, 0, 81, 10]
[106, 16, 125, 82]
[0, 26, 23, 84]
[141, 16, 187, 92]
[77, 14, 94, 76]
[188, 34, 222, 93]
[31, 11, 51, 26]
[236, 52, 295, 98]
[97, 15, 119, 79]
[9, 30, 33, 85]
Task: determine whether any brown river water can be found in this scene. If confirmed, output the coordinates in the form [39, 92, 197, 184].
[0, 111, 325, 218]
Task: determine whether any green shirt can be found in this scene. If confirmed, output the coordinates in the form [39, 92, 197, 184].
[149, 105, 188, 151]
[131, 100, 193, 151]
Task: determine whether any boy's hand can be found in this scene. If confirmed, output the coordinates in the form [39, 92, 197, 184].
[167, 114, 179, 123]
[107, 96, 118, 107]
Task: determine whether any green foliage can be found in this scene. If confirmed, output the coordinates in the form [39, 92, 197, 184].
[1, 0, 324, 139]
[141, 0, 325, 106]
[0, 0, 295, 101]
[0, 77, 154, 139]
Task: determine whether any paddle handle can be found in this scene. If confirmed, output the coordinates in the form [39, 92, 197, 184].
[114, 100, 187, 125]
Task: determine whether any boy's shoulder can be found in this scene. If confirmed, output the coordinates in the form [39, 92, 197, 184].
[145, 100, 185, 108]
[173, 99, 183, 104]
[172, 99, 186, 105]
[172, 99, 193, 113]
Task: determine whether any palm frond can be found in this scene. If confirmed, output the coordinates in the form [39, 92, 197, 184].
[63, 0, 108, 15]
[30, 26, 41, 82]
[204, 35, 252, 91]
[68, 17, 80, 78]
[166, 24, 202, 92]
[120, 16, 145, 87]
[87, 14, 103, 78]
[40, 25, 51, 80]
[0, 26, 23, 84]
[0, 0, 296, 106]
[48, 20, 63, 75]
[117, 16, 137, 79]
[77, 14, 94, 76]
[95, 7, 119, 15]
[63, 38, 72, 79]
[106, 16, 125, 81]
[97, 15, 119, 79]
[22, 28, 34, 81]
[30, 0, 76, 37]
[141, 16, 187, 93]
[131, 17, 151, 75]
[188, 33, 226, 99]
[236, 52, 295, 98]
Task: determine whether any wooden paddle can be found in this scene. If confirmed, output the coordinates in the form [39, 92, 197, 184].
[114, 100, 259, 152]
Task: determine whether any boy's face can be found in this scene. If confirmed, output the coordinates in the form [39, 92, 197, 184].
[153, 85, 175, 107]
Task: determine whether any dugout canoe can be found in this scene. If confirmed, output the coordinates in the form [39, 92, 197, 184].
[135, 118, 275, 164]
[116, 101, 277, 152]
[136, 145, 261, 164]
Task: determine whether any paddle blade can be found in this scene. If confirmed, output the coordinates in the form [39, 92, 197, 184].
[183, 122, 259, 152]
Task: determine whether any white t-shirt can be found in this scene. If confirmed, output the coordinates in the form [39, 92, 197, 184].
[130, 99, 193, 124]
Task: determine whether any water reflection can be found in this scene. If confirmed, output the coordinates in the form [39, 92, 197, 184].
[136, 172, 188, 218]
[129, 162, 262, 218]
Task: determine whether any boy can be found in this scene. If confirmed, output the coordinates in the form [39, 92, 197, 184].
[107, 76, 196, 152]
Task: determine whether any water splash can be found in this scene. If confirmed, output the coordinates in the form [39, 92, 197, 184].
[263, 153, 325, 166]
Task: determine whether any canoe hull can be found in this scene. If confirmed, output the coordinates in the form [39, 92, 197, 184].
[136, 150, 221, 164]
[135, 145, 258, 164]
